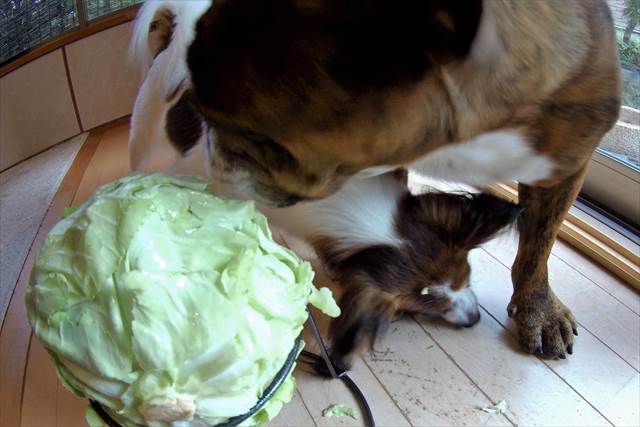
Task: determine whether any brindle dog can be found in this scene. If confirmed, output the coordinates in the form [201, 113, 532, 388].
[133, 0, 621, 360]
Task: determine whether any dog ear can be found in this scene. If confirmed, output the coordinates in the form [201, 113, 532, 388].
[390, 0, 485, 61]
[321, 0, 485, 91]
[188, 0, 484, 113]
[411, 192, 523, 248]
[147, 8, 175, 59]
[462, 193, 523, 247]
[327, 280, 397, 374]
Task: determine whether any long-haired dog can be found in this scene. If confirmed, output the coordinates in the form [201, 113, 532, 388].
[266, 171, 521, 371]
[128, 0, 521, 371]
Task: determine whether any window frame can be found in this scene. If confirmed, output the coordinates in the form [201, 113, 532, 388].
[0, 1, 140, 78]
[487, 182, 639, 289]
[582, 147, 640, 229]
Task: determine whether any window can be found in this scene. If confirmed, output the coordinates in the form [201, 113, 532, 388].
[584, 1, 640, 228]
[86, 0, 141, 21]
[1, 1, 80, 64]
[0, 0, 142, 65]
[604, 0, 639, 167]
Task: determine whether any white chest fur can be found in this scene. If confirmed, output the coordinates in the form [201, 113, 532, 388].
[409, 130, 554, 186]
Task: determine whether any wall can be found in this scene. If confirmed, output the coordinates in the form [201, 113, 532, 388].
[0, 22, 139, 171]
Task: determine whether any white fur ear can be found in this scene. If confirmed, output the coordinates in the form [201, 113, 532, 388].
[129, 80, 209, 176]
[129, 64, 174, 172]
[129, 0, 212, 174]
[130, 1, 178, 73]
[129, 0, 211, 86]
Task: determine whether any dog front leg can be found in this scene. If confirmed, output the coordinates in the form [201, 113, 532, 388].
[316, 283, 395, 376]
[509, 168, 587, 359]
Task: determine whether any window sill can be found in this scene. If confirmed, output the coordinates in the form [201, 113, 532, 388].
[487, 183, 640, 290]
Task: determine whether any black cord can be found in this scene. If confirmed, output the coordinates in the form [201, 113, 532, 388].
[303, 310, 375, 426]
[305, 309, 339, 378]
[340, 372, 375, 426]
[298, 350, 376, 427]
[215, 337, 302, 427]
[89, 400, 123, 427]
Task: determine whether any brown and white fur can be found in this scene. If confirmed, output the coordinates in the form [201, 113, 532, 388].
[267, 171, 521, 371]
[128, 1, 521, 371]
[130, 0, 621, 360]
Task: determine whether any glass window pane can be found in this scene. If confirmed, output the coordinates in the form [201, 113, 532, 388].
[602, 0, 639, 171]
[86, 0, 142, 21]
[0, 0, 80, 64]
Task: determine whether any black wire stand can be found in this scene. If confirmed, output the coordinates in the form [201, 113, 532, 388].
[89, 309, 375, 427]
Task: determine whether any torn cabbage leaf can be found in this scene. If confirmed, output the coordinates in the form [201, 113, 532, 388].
[322, 404, 358, 419]
[26, 173, 340, 427]
[481, 400, 507, 414]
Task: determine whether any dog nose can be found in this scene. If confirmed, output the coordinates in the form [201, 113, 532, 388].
[440, 286, 480, 327]
[463, 311, 481, 327]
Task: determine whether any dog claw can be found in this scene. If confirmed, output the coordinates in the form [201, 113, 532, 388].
[511, 290, 577, 358]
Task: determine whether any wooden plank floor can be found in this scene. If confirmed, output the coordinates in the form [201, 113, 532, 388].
[1, 122, 638, 427]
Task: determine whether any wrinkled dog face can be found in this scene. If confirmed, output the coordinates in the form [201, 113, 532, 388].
[187, 0, 483, 205]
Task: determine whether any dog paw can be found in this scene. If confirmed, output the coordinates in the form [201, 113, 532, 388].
[507, 288, 577, 359]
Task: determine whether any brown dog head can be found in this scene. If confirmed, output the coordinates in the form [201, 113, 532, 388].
[187, 0, 483, 206]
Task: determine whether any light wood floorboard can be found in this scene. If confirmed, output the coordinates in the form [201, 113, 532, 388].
[5, 123, 638, 426]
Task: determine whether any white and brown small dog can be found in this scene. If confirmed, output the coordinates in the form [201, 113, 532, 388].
[128, 0, 521, 371]
[266, 171, 521, 371]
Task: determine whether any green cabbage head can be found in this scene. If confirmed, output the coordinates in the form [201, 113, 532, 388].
[25, 173, 340, 427]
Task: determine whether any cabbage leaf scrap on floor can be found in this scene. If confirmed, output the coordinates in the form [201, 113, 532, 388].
[481, 400, 507, 414]
[322, 403, 358, 419]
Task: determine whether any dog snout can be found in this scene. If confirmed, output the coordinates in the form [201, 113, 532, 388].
[462, 309, 481, 327]
[440, 287, 481, 328]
